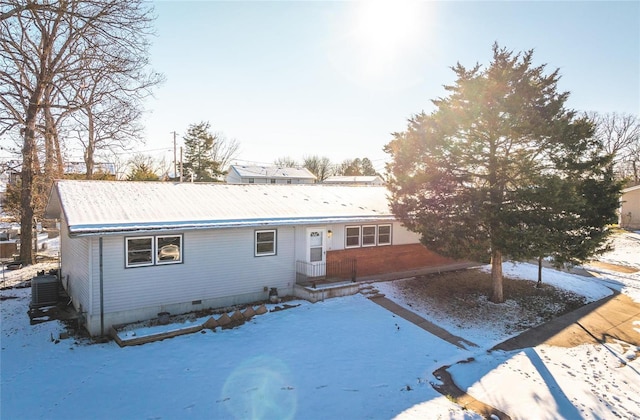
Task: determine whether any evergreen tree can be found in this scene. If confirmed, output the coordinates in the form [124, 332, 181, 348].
[125, 154, 161, 181]
[182, 122, 223, 181]
[385, 44, 621, 303]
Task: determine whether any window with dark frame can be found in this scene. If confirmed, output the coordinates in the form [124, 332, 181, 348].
[255, 229, 277, 256]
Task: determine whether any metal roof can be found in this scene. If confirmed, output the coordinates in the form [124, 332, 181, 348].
[229, 165, 317, 180]
[46, 180, 395, 236]
[323, 176, 384, 184]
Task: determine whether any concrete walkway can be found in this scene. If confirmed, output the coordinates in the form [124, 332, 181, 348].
[493, 290, 640, 351]
[361, 261, 481, 349]
[363, 267, 640, 420]
[369, 295, 478, 350]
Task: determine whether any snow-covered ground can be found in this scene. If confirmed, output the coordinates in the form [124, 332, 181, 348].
[583, 230, 640, 302]
[1, 232, 639, 419]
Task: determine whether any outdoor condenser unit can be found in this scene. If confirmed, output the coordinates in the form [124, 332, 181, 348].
[30, 274, 59, 308]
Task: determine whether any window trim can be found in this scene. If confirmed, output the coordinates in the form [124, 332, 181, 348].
[156, 234, 183, 265]
[361, 225, 377, 247]
[345, 226, 361, 248]
[377, 224, 392, 246]
[125, 236, 154, 268]
[125, 234, 184, 268]
[255, 229, 277, 257]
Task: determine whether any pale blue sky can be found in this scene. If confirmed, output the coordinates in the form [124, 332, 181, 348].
[141, 1, 640, 173]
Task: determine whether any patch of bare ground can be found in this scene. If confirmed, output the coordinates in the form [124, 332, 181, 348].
[395, 268, 587, 335]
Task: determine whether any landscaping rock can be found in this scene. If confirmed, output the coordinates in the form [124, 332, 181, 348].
[216, 313, 232, 327]
[203, 317, 218, 330]
[231, 310, 244, 321]
[242, 307, 256, 320]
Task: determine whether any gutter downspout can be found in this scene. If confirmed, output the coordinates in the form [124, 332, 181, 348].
[99, 237, 104, 336]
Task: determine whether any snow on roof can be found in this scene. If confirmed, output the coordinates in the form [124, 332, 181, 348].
[229, 165, 316, 180]
[46, 180, 394, 236]
[323, 176, 384, 184]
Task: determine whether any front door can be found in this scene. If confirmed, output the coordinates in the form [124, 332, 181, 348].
[307, 228, 326, 277]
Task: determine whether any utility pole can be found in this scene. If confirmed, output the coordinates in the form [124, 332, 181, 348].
[171, 131, 178, 180]
[179, 146, 183, 183]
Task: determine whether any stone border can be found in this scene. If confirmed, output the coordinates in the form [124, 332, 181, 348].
[110, 304, 269, 347]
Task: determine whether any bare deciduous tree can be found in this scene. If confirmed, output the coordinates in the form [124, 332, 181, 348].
[273, 156, 299, 168]
[587, 112, 640, 183]
[0, 0, 161, 264]
[211, 133, 240, 176]
[303, 155, 333, 182]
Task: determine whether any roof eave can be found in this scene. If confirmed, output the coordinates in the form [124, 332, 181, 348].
[67, 215, 397, 237]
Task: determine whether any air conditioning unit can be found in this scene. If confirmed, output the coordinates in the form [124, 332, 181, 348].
[31, 274, 59, 308]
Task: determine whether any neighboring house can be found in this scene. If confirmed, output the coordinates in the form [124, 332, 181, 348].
[620, 185, 640, 230]
[226, 165, 316, 184]
[45, 180, 451, 336]
[323, 175, 384, 186]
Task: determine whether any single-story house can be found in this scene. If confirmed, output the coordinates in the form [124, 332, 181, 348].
[226, 165, 317, 184]
[620, 184, 640, 230]
[323, 175, 385, 186]
[45, 180, 451, 336]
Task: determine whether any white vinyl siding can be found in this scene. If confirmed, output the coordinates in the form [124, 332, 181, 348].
[60, 218, 92, 314]
[92, 227, 295, 315]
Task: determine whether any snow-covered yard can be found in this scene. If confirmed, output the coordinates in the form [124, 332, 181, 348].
[1, 232, 639, 419]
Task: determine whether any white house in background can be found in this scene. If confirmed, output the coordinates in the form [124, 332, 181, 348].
[226, 165, 316, 184]
[45, 180, 427, 336]
[620, 184, 640, 230]
[323, 175, 384, 186]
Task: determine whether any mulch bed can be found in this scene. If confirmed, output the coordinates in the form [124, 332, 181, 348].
[394, 268, 587, 332]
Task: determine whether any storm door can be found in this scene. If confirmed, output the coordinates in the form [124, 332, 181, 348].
[306, 228, 326, 277]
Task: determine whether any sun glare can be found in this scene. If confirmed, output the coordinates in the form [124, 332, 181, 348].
[352, 1, 424, 56]
[327, 1, 432, 92]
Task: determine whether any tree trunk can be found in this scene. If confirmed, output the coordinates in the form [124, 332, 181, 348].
[536, 256, 543, 288]
[19, 99, 39, 265]
[85, 108, 95, 179]
[490, 249, 504, 303]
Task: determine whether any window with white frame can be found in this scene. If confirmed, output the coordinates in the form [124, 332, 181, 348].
[126, 235, 183, 268]
[345, 226, 361, 248]
[255, 229, 277, 256]
[157, 235, 183, 264]
[362, 225, 376, 247]
[126, 237, 154, 267]
[377, 224, 392, 245]
[344, 224, 392, 248]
